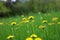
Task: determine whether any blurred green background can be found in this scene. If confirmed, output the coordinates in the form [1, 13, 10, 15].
[0, 0, 60, 17]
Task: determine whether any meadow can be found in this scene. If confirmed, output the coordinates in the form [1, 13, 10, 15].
[0, 12, 60, 40]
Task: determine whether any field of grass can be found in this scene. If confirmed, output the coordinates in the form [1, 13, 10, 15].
[0, 12, 60, 40]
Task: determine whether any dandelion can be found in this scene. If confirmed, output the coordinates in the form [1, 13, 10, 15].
[26, 37, 33, 40]
[28, 16, 34, 20]
[35, 38, 42, 40]
[42, 20, 47, 23]
[48, 23, 54, 25]
[23, 20, 29, 23]
[22, 18, 27, 21]
[11, 22, 16, 25]
[22, 18, 29, 23]
[58, 22, 60, 24]
[7, 35, 14, 39]
[30, 34, 37, 38]
[0, 22, 3, 25]
[39, 25, 45, 29]
[52, 17, 58, 21]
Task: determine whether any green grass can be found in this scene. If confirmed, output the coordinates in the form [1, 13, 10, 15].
[0, 12, 60, 40]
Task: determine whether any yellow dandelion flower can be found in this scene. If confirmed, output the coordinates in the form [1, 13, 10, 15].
[52, 17, 58, 21]
[23, 20, 29, 23]
[22, 18, 27, 21]
[39, 25, 45, 29]
[35, 38, 42, 40]
[22, 18, 29, 23]
[0, 22, 3, 25]
[28, 16, 34, 20]
[11, 22, 16, 25]
[48, 23, 54, 25]
[7, 35, 14, 39]
[58, 22, 60, 24]
[26, 37, 33, 40]
[42, 20, 47, 23]
[30, 34, 37, 38]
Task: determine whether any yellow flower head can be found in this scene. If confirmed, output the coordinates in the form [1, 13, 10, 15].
[11, 22, 16, 25]
[26, 37, 33, 40]
[7, 35, 14, 39]
[39, 25, 45, 29]
[58, 22, 60, 24]
[23, 20, 29, 23]
[0, 22, 3, 25]
[22, 18, 27, 21]
[22, 18, 29, 23]
[42, 20, 47, 23]
[35, 38, 42, 40]
[28, 16, 34, 20]
[30, 34, 37, 38]
[48, 23, 54, 25]
[52, 17, 58, 21]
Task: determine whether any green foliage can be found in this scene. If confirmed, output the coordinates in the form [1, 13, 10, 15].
[0, 2, 10, 13]
[0, 0, 60, 17]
